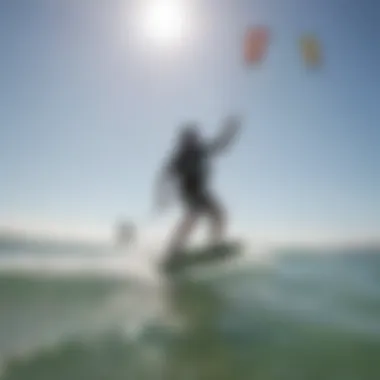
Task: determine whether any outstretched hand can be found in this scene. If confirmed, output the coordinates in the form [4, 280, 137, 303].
[208, 114, 242, 155]
[222, 114, 242, 135]
[153, 170, 174, 216]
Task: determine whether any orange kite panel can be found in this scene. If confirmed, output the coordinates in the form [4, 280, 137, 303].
[244, 26, 270, 65]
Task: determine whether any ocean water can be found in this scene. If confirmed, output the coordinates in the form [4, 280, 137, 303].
[0, 243, 380, 380]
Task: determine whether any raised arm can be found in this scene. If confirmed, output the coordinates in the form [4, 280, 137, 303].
[207, 115, 242, 155]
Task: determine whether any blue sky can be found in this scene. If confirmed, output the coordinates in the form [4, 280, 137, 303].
[0, 0, 379, 243]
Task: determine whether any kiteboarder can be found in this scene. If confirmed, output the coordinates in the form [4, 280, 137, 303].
[154, 115, 241, 268]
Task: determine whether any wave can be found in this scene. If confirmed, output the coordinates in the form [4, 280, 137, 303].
[2, 275, 380, 380]
[1, 248, 380, 380]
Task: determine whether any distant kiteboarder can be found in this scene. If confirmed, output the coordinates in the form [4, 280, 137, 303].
[115, 220, 136, 249]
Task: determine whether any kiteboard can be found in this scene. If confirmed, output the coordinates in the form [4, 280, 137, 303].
[161, 240, 243, 274]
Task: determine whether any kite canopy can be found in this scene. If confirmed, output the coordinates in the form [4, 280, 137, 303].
[300, 35, 322, 67]
[243, 26, 270, 65]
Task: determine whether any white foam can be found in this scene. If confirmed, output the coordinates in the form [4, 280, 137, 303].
[0, 241, 274, 286]
[0, 248, 164, 285]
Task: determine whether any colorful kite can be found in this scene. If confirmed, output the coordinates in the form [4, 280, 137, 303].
[243, 26, 270, 65]
[300, 35, 322, 67]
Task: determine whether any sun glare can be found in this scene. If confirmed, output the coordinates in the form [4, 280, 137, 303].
[142, 1, 186, 47]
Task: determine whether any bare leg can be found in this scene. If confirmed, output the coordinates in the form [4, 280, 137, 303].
[208, 197, 226, 245]
[167, 211, 198, 259]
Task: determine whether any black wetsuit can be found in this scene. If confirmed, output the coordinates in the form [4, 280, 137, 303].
[169, 143, 215, 212]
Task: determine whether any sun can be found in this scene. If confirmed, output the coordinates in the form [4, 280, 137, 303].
[142, 1, 186, 47]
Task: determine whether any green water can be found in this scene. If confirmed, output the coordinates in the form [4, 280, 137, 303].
[1, 248, 380, 380]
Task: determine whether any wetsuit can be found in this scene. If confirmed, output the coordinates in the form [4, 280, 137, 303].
[168, 143, 216, 213]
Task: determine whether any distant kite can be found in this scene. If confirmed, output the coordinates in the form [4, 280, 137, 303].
[243, 26, 270, 65]
[300, 35, 322, 67]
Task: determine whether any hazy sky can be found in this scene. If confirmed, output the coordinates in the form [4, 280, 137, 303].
[0, 0, 379, 243]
